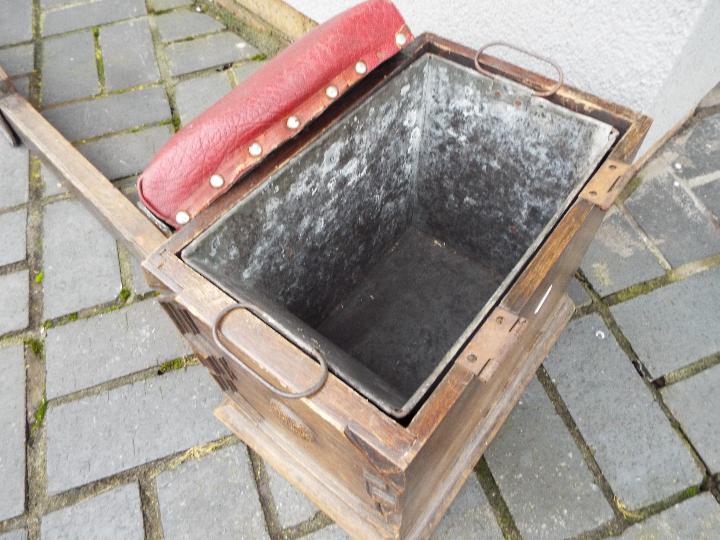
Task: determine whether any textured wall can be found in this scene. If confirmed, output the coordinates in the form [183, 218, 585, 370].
[286, 0, 720, 156]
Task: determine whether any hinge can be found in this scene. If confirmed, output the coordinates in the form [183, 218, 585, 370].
[580, 159, 632, 210]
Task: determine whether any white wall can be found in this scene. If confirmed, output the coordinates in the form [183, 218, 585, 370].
[286, 0, 720, 157]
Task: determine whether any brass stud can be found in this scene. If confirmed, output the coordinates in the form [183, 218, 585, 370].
[325, 85, 339, 99]
[175, 210, 190, 225]
[249, 142, 263, 157]
[286, 115, 300, 129]
[209, 174, 225, 188]
[395, 32, 407, 47]
[355, 61, 367, 74]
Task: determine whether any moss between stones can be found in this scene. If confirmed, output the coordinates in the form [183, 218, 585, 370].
[25, 337, 43, 356]
[34, 270, 44, 284]
[32, 394, 48, 432]
[118, 288, 131, 302]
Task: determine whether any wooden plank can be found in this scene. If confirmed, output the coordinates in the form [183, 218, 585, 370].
[0, 73, 166, 260]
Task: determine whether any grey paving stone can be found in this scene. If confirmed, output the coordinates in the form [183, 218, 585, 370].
[566, 277, 591, 307]
[42, 0, 147, 36]
[662, 364, 720, 473]
[100, 18, 160, 91]
[625, 167, 720, 267]
[165, 32, 259, 77]
[0, 0, 32, 46]
[545, 314, 704, 510]
[0, 271, 29, 335]
[0, 144, 29, 210]
[0, 530, 27, 540]
[304, 526, 348, 540]
[46, 299, 191, 398]
[150, 0, 193, 9]
[41, 162, 68, 197]
[10, 76, 30, 99]
[41, 483, 144, 540]
[0, 345, 25, 520]
[265, 463, 317, 528]
[581, 207, 665, 295]
[611, 267, 720, 378]
[232, 60, 266, 84]
[485, 378, 612, 539]
[157, 444, 268, 539]
[77, 124, 172, 180]
[174, 72, 231, 125]
[46, 365, 226, 493]
[432, 475, 503, 540]
[43, 86, 171, 141]
[699, 82, 720, 109]
[0, 208, 27, 266]
[43, 199, 122, 319]
[130, 255, 153, 295]
[42, 31, 99, 106]
[694, 179, 720, 219]
[670, 112, 720, 180]
[619, 493, 720, 539]
[0, 44, 34, 77]
[155, 10, 224, 42]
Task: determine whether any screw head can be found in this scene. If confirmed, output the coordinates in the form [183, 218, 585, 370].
[467, 353, 478, 363]
[286, 115, 300, 129]
[395, 32, 407, 47]
[209, 174, 225, 188]
[355, 61, 367, 74]
[175, 210, 190, 225]
[325, 85, 339, 99]
[248, 142, 263, 157]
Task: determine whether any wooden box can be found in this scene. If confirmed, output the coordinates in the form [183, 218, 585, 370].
[0, 33, 650, 539]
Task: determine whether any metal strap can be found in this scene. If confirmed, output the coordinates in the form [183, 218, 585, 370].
[212, 302, 329, 399]
[474, 41, 564, 98]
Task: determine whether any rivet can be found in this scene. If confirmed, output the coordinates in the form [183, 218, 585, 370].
[325, 85, 339, 99]
[496, 316, 504, 325]
[286, 115, 300, 129]
[249, 142, 263, 156]
[355, 61, 367, 74]
[209, 174, 225, 188]
[175, 210, 190, 225]
[395, 32, 407, 47]
[467, 353, 478, 363]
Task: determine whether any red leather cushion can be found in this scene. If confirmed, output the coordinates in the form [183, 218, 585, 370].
[137, 0, 413, 228]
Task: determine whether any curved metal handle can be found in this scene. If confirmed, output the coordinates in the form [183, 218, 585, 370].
[212, 302, 329, 399]
[474, 41, 564, 98]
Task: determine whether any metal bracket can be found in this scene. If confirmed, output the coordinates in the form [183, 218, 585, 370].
[580, 159, 632, 210]
[459, 307, 526, 378]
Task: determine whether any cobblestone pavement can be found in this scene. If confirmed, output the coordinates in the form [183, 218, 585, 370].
[1, 1, 720, 538]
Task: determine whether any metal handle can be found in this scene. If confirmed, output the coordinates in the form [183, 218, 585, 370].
[474, 41, 564, 98]
[212, 302, 329, 399]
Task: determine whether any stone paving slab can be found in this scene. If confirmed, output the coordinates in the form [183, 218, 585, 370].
[41, 483, 144, 540]
[567, 277, 591, 308]
[485, 378, 612, 538]
[76, 124, 172, 180]
[42, 31, 99, 106]
[45, 365, 226, 494]
[43, 199, 122, 319]
[545, 314, 704, 510]
[694, 178, 720, 219]
[0, 44, 34, 77]
[432, 474, 503, 540]
[10, 77, 30, 100]
[150, 0, 193, 10]
[624, 164, 720, 267]
[0, 145, 29, 210]
[42, 0, 147, 37]
[41, 162, 68, 198]
[0, 345, 26, 521]
[100, 18, 160, 91]
[0, 271, 29, 335]
[0, 531, 27, 540]
[155, 9, 224, 42]
[661, 364, 720, 473]
[0, 208, 27, 266]
[265, 463, 317, 529]
[174, 72, 232, 125]
[304, 526, 348, 540]
[232, 60, 266, 84]
[43, 87, 171, 142]
[581, 206, 664, 296]
[45, 299, 191, 399]
[129, 255, 154, 295]
[619, 493, 720, 539]
[165, 32, 259, 77]
[611, 266, 720, 378]
[156, 444, 269, 539]
[668, 112, 720, 180]
[0, 0, 32, 46]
